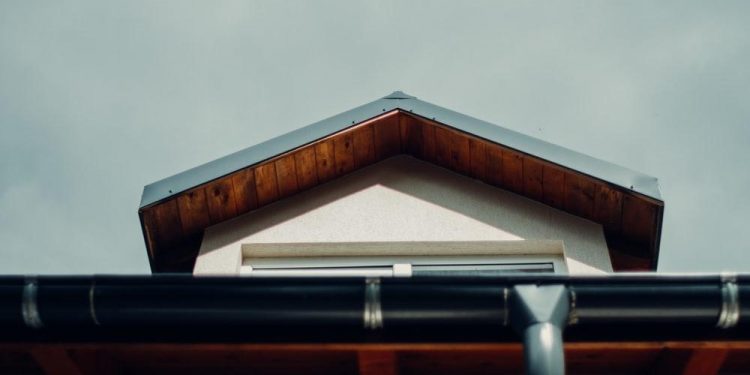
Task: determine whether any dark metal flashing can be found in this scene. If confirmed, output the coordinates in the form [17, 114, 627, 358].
[140, 91, 662, 209]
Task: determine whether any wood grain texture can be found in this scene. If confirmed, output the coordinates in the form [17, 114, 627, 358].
[334, 132, 355, 175]
[565, 172, 595, 219]
[30, 348, 83, 375]
[622, 194, 657, 249]
[231, 168, 259, 215]
[399, 114, 409, 153]
[522, 157, 544, 201]
[450, 131, 471, 175]
[420, 119, 437, 163]
[275, 155, 299, 198]
[254, 163, 280, 206]
[434, 127, 451, 168]
[594, 183, 623, 235]
[373, 113, 400, 159]
[294, 148, 319, 190]
[501, 148, 524, 193]
[314, 139, 336, 183]
[205, 177, 238, 224]
[469, 138, 487, 180]
[486, 143, 503, 186]
[151, 200, 183, 245]
[176, 189, 210, 235]
[542, 164, 566, 207]
[352, 125, 376, 168]
[682, 348, 728, 375]
[358, 351, 398, 375]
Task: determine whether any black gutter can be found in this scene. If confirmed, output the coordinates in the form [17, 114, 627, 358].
[1, 274, 747, 374]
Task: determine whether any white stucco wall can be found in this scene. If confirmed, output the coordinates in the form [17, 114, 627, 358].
[194, 155, 612, 275]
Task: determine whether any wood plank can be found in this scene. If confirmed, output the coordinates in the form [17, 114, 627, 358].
[501, 148, 524, 193]
[358, 351, 398, 375]
[565, 172, 595, 219]
[231, 168, 259, 215]
[469, 138, 487, 180]
[594, 183, 623, 235]
[30, 348, 84, 375]
[275, 155, 299, 198]
[373, 113, 400, 159]
[151, 200, 183, 245]
[205, 176, 238, 224]
[254, 163, 280, 206]
[399, 114, 409, 153]
[294, 148, 319, 190]
[420, 120, 437, 163]
[682, 348, 728, 375]
[621, 195, 657, 248]
[334, 132, 355, 175]
[609, 246, 652, 272]
[449, 131, 471, 175]
[486, 143, 503, 186]
[67, 349, 117, 375]
[400, 115, 423, 157]
[314, 139, 337, 183]
[434, 127, 451, 168]
[522, 157, 544, 201]
[353, 125, 376, 168]
[542, 164, 566, 208]
[176, 189, 210, 235]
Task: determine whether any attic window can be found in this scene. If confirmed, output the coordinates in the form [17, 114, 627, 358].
[240, 241, 568, 277]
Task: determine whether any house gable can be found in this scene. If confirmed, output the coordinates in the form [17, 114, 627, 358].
[139, 92, 663, 272]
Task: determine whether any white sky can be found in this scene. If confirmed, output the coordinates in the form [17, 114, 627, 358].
[1, 1, 748, 274]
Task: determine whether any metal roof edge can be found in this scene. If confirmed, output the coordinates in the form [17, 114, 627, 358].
[140, 91, 662, 208]
[402, 97, 662, 201]
[139, 95, 404, 208]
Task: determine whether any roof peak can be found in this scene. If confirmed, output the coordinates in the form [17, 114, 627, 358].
[383, 90, 416, 99]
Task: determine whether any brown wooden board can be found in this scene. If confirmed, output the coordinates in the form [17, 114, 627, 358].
[622, 194, 658, 251]
[254, 163, 280, 206]
[314, 139, 337, 183]
[294, 148, 319, 191]
[420, 118, 437, 163]
[7, 342, 750, 375]
[205, 177, 238, 224]
[542, 164, 566, 208]
[501, 148, 524, 194]
[434, 127, 451, 168]
[486, 143, 503, 187]
[176, 189, 210, 236]
[352, 125, 376, 168]
[469, 138, 487, 180]
[372, 112, 400, 159]
[334, 132, 355, 175]
[593, 183, 623, 236]
[565, 172, 595, 220]
[274, 155, 299, 199]
[522, 157, 544, 201]
[230, 168, 258, 215]
[449, 131, 471, 176]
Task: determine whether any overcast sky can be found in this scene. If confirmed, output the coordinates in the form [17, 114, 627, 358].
[1, 1, 748, 274]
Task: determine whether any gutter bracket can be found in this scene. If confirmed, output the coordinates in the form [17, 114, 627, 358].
[509, 284, 569, 375]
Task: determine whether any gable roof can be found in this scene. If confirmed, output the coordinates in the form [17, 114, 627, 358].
[139, 91, 664, 273]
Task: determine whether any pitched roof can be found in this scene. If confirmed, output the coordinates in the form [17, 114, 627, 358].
[139, 91, 664, 272]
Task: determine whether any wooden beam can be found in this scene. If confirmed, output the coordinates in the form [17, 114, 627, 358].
[30, 348, 84, 375]
[650, 348, 729, 375]
[358, 350, 398, 375]
[682, 348, 728, 375]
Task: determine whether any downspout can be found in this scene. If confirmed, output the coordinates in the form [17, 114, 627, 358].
[509, 285, 569, 375]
